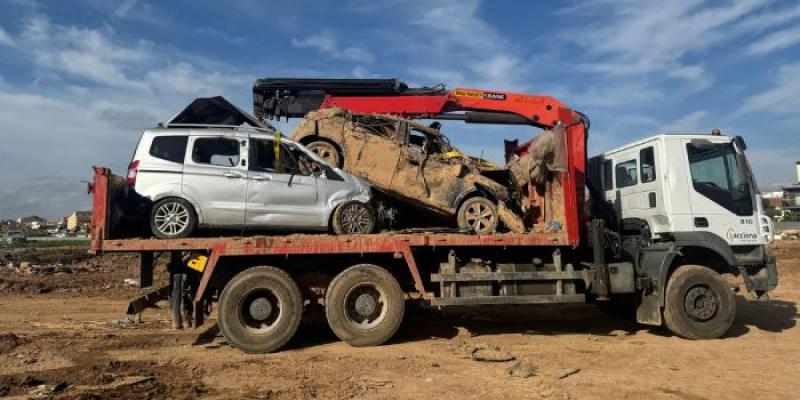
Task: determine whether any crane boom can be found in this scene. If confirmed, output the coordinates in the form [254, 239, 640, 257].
[252, 77, 588, 244]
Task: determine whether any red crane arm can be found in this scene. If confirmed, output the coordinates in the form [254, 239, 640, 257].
[319, 87, 582, 129]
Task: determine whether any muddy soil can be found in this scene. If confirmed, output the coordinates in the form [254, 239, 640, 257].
[1, 242, 798, 399]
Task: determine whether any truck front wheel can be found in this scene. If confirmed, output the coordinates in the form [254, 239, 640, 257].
[663, 265, 736, 340]
[217, 266, 303, 353]
[325, 264, 405, 347]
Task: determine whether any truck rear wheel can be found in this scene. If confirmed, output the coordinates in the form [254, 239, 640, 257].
[217, 266, 303, 353]
[663, 265, 735, 340]
[325, 264, 405, 347]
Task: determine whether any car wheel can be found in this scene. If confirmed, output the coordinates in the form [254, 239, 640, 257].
[663, 265, 736, 340]
[307, 140, 342, 167]
[332, 201, 376, 235]
[325, 264, 405, 347]
[457, 196, 499, 234]
[150, 198, 197, 239]
[217, 266, 303, 353]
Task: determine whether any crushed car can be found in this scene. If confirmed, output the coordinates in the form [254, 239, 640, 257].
[126, 97, 377, 239]
[290, 108, 530, 234]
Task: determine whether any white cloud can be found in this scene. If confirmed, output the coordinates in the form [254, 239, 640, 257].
[291, 32, 374, 63]
[734, 3, 800, 32]
[564, 0, 769, 86]
[113, 0, 137, 19]
[144, 62, 248, 96]
[0, 26, 14, 46]
[18, 15, 151, 89]
[746, 26, 800, 55]
[659, 110, 708, 133]
[740, 62, 800, 115]
[0, 14, 254, 218]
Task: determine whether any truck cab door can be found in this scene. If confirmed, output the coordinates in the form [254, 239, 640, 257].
[682, 139, 759, 245]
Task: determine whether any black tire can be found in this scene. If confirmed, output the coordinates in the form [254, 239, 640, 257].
[217, 266, 303, 353]
[307, 139, 343, 168]
[325, 264, 405, 347]
[456, 196, 499, 234]
[150, 198, 197, 239]
[332, 201, 377, 235]
[663, 265, 736, 340]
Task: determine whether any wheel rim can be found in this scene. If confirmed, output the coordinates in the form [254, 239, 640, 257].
[344, 283, 387, 329]
[308, 142, 340, 165]
[340, 203, 372, 234]
[238, 289, 282, 334]
[464, 202, 495, 233]
[683, 285, 718, 322]
[154, 201, 190, 236]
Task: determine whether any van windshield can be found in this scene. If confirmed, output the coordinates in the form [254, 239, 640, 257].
[686, 141, 754, 216]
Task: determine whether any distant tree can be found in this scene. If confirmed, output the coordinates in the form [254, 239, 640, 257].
[783, 211, 800, 222]
[762, 198, 780, 218]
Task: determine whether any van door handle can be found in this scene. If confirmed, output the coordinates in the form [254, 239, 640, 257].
[252, 175, 271, 181]
[223, 172, 242, 178]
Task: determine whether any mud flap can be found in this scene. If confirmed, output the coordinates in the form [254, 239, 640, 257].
[738, 257, 778, 300]
[635, 244, 679, 326]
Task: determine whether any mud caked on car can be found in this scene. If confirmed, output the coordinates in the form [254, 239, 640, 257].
[290, 108, 565, 234]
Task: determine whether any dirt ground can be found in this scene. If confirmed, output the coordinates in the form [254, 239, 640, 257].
[1, 242, 798, 399]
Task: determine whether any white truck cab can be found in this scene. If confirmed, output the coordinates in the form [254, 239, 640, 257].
[591, 132, 773, 247]
[588, 131, 777, 329]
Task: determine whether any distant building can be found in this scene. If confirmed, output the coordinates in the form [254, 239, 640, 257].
[762, 191, 784, 209]
[782, 162, 800, 214]
[16, 215, 46, 226]
[66, 211, 92, 232]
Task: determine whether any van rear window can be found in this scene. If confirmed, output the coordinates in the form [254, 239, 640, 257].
[150, 136, 187, 163]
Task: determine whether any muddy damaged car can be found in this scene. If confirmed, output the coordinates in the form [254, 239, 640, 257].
[290, 108, 526, 234]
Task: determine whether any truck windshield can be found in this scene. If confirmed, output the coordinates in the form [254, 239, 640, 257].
[686, 141, 754, 216]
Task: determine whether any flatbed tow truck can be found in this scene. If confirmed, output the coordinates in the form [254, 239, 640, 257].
[88, 79, 777, 353]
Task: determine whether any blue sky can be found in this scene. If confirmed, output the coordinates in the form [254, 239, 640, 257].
[0, 0, 799, 219]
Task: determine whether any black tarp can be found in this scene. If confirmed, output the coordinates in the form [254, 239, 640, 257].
[169, 96, 271, 129]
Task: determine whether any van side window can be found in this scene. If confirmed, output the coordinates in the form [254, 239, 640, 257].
[640, 147, 656, 183]
[150, 136, 187, 163]
[615, 159, 638, 188]
[192, 137, 240, 167]
[602, 160, 613, 190]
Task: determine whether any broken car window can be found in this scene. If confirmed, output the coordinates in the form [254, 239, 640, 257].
[250, 138, 306, 175]
[192, 137, 240, 167]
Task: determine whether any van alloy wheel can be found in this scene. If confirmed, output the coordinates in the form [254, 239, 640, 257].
[150, 198, 196, 239]
[154, 201, 191, 236]
[339, 203, 372, 234]
[332, 201, 376, 235]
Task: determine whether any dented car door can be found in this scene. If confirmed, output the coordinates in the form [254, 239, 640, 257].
[344, 119, 403, 189]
